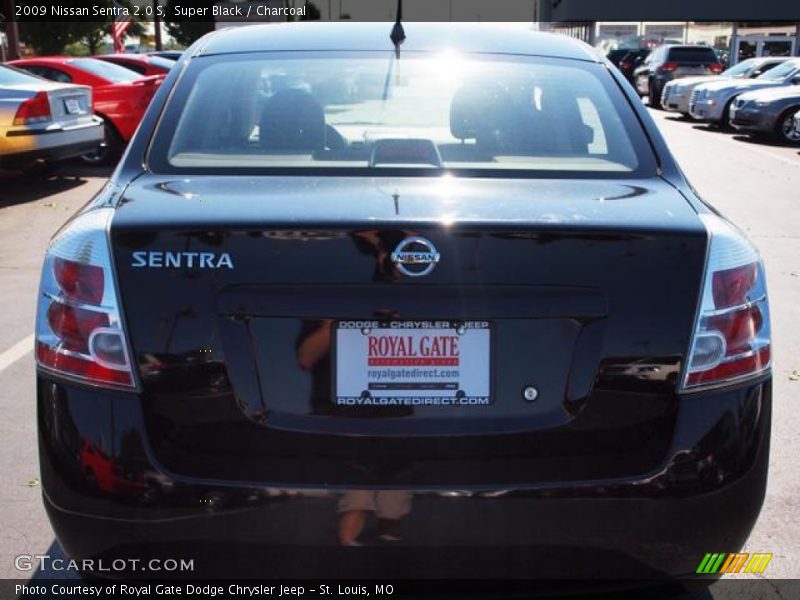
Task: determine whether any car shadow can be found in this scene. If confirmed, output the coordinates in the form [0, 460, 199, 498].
[0, 173, 88, 209]
[732, 134, 799, 149]
[0, 161, 114, 209]
[691, 124, 726, 133]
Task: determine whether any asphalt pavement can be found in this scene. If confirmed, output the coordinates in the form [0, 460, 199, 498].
[0, 111, 798, 593]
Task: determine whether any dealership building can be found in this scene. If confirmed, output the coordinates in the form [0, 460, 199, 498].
[551, 21, 800, 65]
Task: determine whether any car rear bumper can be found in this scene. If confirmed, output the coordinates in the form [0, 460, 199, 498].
[0, 118, 103, 166]
[38, 373, 771, 580]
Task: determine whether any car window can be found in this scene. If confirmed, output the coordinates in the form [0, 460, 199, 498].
[152, 52, 653, 176]
[756, 61, 800, 81]
[18, 65, 46, 78]
[722, 59, 757, 77]
[148, 56, 175, 70]
[754, 61, 783, 76]
[666, 47, 718, 63]
[0, 65, 46, 85]
[69, 58, 140, 83]
[15, 65, 72, 83]
[43, 67, 73, 83]
[114, 60, 147, 75]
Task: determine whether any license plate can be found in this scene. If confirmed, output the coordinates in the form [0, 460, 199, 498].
[333, 320, 491, 407]
[64, 98, 82, 115]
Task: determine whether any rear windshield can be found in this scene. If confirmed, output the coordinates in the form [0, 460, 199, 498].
[666, 47, 718, 62]
[0, 65, 42, 85]
[151, 52, 654, 176]
[69, 58, 140, 83]
[148, 56, 176, 70]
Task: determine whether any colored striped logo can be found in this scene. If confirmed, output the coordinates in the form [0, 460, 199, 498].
[696, 553, 773, 574]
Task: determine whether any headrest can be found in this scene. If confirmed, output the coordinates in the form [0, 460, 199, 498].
[259, 88, 325, 151]
[450, 82, 514, 141]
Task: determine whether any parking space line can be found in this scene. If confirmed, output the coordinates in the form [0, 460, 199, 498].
[733, 142, 800, 169]
[0, 334, 34, 372]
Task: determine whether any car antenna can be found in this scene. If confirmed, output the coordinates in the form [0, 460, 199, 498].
[390, 0, 405, 59]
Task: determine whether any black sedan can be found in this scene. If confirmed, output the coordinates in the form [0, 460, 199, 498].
[35, 22, 772, 586]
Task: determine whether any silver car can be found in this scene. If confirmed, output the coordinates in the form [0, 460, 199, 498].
[0, 65, 103, 171]
[729, 85, 800, 143]
[689, 58, 800, 125]
[661, 57, 789, 116]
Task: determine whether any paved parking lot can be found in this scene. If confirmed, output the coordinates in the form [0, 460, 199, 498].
[0, 111, 798, 590]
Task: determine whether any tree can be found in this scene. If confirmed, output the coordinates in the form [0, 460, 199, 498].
[82, 0, 146, 53]
[18, 22, 98, 55]
[17, 0, 145, 55]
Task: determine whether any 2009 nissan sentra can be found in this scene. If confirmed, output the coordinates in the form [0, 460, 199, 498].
[34, 22, 772, 585]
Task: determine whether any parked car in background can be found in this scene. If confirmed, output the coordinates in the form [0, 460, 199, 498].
[148, 50, 183, 62]
[792, 108, 800, 142]
[94, 53, 174, 77]
[633, 44, 722, 107]
[617, 49, 650, 84]
[689, 58, 800, 126]
[9, 57, 165, 165]
[606, 47, 634, 68]
[729, 85, 800, 143]
[0, 64, 102, 172]
[662, 57, 788, 116]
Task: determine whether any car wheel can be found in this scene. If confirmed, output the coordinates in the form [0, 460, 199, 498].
[80, 120, 122, 166]
[647, 81, 661, 109]
[718, 98, 736, 131]
[776, 108, 800, 144]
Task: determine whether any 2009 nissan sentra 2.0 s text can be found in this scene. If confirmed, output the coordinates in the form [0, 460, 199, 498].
[34, 22, 772, 585]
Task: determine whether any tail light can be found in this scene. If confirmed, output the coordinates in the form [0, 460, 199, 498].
[682, 214, 771, 390]
[709, 63, 723, 73]
[14, 91, 51, 125]
[659, 62, 679, 73]
[35, 208, 135, 388]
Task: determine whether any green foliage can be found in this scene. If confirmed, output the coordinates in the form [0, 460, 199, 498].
[17, 0, 145, 55]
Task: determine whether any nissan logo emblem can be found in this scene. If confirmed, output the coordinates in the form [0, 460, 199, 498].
[391, 237, 440, 277]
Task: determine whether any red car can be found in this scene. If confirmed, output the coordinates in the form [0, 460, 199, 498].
[93, 53, 174, 77]
[9, 57, 164, 164]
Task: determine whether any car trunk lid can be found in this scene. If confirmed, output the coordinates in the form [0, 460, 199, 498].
[109, 175, 707, 485]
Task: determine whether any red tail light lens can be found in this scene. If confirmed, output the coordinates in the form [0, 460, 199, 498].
[683, 215, 771, 390]
[14, 91, 52, 126]
[712, 263, 756, 309]
[46, 303, 109, 353]
[660, 62, 679, 72]
[36, 209, 135, 388]
[709, 63, 723, 73]
[53, 257, 105, 305]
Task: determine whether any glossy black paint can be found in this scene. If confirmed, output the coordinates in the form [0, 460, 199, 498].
[39, 374, 770, 578]
[38, 23, 772, 581]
